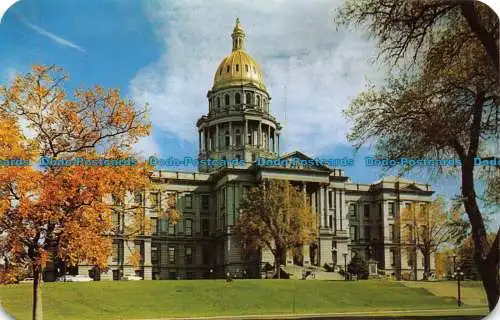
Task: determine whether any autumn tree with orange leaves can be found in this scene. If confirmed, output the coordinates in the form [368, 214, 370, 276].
[234, 180, 317, 278]
[399, 197, 468, 280]
[0, 65, 153, 320]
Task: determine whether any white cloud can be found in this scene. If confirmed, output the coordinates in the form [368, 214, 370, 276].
[133, 135, 161, 157]
[130, 0, 382, 156]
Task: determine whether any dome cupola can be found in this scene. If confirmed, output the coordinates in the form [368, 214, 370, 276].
[212, 18, 267, 92]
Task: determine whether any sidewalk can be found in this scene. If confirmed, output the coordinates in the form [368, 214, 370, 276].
[137, 307, 487, 320]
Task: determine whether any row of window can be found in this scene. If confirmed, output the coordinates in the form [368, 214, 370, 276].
[149, 218, 210, 237]
[209, 92, 268, 111]
[148, 193, 210, 211]
[152, 245, 194, 265]
[206, 129, 275, 151]
[219, 63, 256, 75]
[347, 202, 427, 219]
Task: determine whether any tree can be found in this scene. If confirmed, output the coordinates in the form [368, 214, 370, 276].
[399, 198, 468, 280]
[0, 65, 151, 320]
[456, 233, 497, 280]
[348, 254, 369, 279]
[234, 180, 317, 277]
[336, 0, 499, 310]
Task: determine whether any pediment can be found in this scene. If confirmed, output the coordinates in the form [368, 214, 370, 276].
[274, 151, 331, 171]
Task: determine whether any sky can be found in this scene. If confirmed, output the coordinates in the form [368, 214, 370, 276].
[0, 0, 498, 230]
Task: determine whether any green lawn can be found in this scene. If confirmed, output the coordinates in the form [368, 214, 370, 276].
[0, 280, 488, 320]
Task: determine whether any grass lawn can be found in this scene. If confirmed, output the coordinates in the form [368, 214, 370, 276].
[400, 280, 488, 307]
[0, 280, 488, 320]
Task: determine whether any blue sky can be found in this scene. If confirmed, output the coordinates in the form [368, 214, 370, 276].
[0, 0, 498, 230]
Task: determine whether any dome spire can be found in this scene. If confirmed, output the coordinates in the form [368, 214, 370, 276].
[231, 17, 245, 51]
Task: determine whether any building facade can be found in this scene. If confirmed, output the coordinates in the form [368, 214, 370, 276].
[73, 19, 435, 281]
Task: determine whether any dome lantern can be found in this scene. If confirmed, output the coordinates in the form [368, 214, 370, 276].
[232, 17, 245, 51]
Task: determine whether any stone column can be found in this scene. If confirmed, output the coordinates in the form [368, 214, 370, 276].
[267, 125, 271, 151]
[258, 121, 262, 149]
[319, 186, 325, 227]
[323, 186, 328, 229]
[335, 189, 341, 231]
[216, 124, 220, 151]
[204, 128, 208, 151]
[229, 122, 232, 146]
[277, 133, 280, 155]
[303, 245, 310, 265]
[273, 130, 277, 153]
[143, 239, 152, 280]
[245, 119, 248, 146]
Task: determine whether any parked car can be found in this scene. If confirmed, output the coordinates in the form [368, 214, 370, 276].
[19, 278, 34, 284]
[69, 275, 93, 282]
[122, 274, 142, 281]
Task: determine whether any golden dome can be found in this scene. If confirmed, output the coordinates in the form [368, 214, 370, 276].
[212, 18, 267, 92]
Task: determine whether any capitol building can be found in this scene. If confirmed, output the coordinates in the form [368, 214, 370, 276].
[59, 19, 435, 281]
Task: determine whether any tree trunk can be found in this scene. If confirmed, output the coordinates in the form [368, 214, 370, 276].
[32, 267, 43, 320]
[274, 244, 287, 279]
[422, 251, 431, 281]
[461, 161, 499, 311]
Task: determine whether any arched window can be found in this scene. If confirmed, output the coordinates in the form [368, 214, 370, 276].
[217, 97, 221, 107]
[245, 64, 249, 72]
[235, 129, 241, 146]
[219, 68, 222, 75]
[225, 94, 230, 105]
[235, 93, 241, 104]
[246, 92, 252, 105]
[236, 64, 239, 72]
[226, 65, 230, 72]
[225, 130, 230, 146]
[256, 95, 261, 106]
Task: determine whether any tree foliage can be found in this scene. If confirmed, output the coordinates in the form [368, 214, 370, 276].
[0, 65, 151, 319]
[336, 0, 499, 310]
[234, 180, 317, 272]
[399, 198, 468, 279]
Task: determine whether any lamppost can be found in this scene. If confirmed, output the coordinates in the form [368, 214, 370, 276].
[343, 253, 348, 280]
[209, 268, 213, 279]
[452, 253, 457, 276]
[453, 266, 464, 307]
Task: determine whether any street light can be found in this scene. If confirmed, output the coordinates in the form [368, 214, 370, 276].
[452, 253, 457, 276]
[453, 266, 464, 307]
[343, 253, 348, 280]
[209, 268, 213, 279]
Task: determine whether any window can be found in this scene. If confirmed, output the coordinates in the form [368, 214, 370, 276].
[328, 191, 333, 208]
[349, 203, 357, 217]
[112, 212, 120, 229]
[388, 202, 395, 217]
[185, 247, 193, 265]
[202, 219, 209, 237]
[247, 130, 252, 145]
[221, 187, 226, 208]
[201, 195, 209, 210]
[390, 249, 395, 266]
[219, 68, 222, 75]
[134, 192, 143, 205]
[235, 64, 239, 72]
[168, 222, 176, 235]
[245, 64, 249, 72]
[256, 95, 261, 106]
[150, 217, 158, 235]
[151, 245, 159, 264]
[225, 94, 230, 105]
[134, 241, 144, 264]
[235, 92, 241, 104]
[253, 66, 256, 72]
[150, 192, 159, 209]
[158, 218, 167, 234]
[246, 92, 252, 105]
[328, 215, 333, 228]
[420, 203, 426, 214]
[407, 225, 413, 242]
[350, 226, 358, 242]
[389, 224, 395, 241]
[184, 194, 192, 209]
[168, 246, 176, 264]
[364, 226, 370, 240]
[235, 129, 241, 146]
[217, 97, 221, 107]
[364, 204, 370, 218]
[185, 219, 193, 236]
[226, 65, 230, 72]
[225, 130, 230, 146]
[112, 241, 121, 262]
